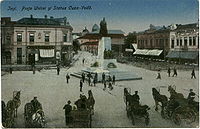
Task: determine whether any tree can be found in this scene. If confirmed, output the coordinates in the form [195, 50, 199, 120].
[124, 31, 137, 48]
[72, 39, 80, 53]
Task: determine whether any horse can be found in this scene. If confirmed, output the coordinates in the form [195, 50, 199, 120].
[87, 90, 95, 114]
[152, 88, 168, 112]
[168, 85, 184, 100]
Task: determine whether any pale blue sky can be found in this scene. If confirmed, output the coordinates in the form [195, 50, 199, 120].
[1, 0, 199, 34]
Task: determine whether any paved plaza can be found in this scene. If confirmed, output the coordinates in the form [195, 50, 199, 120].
[1, 51, 199, 128]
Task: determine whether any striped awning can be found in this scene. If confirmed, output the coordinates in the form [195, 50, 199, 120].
[166, 51, 199, 59]
[133, 49, 163, 56]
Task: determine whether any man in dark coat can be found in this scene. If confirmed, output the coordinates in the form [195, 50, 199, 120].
[102, 73, 105, 83]
[187, 89, 195, 105]
[57, 66, 60, 75]
[112, 75, 115, 84]
[80, 80, 83, 92]
[172, 67, 177, 77]
[88, 73, 92, 86]
[66, 74, 70, 83]
[167, 67, 171, 77]
[191, 69, 196, 79]
[31, 97, 42, 112]
[82, 73, 85, 82]
[63, 100, 72, 125]
[132, 91, 140, 105]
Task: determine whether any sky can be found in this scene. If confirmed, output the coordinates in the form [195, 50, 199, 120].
[0, 0, 199, 34]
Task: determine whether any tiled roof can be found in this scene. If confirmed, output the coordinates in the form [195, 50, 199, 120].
[17, 18, 60, 25]
[176, 23, 198, 30]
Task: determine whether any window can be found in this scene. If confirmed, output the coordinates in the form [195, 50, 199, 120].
[171, 39, 174, 48]
[29, 33, 34, 43]
[176, 39, 179, 46]
[63, 34, 67, 42]
[45, 34, 49, 42]
[6, 36, 11, 44]
[184, 37, 187, 46]
[193, 37, 196, 46]
[180, 39, 182, 46]
[17, 33, 22, 42]
[189, 37, 192, 46]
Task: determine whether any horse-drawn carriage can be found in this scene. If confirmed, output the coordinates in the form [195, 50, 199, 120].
[70, 90, 95, 128]
[124, 88, 150, 126]
[2, 91, 21, 128]
[152, 85, 198, 125]
[24, 99, 46, 128]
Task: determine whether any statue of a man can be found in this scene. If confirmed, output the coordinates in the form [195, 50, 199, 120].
[99, 17, 108, 36]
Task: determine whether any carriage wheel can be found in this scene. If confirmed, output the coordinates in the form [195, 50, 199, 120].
[171, 113, 181, 125]
[184, 110, 196, 124]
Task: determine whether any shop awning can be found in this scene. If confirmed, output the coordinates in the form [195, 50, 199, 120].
[166, 51, 199, 59]
[133, 49, 163, 56]
[39, 49, 54, 58]
[146, 49, 163, 56]
[133, 49, 149, 55]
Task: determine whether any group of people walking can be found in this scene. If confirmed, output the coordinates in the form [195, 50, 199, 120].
[156, 67, 196, 79]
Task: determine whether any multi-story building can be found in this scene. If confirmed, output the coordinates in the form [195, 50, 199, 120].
[167, 23, 199, 63]
[1, 15, 73, 65]
[136, 25, 170, 59]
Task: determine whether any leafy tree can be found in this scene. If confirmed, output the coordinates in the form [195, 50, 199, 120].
[72, 39, 80, 53]
[124, 31, 137, 48]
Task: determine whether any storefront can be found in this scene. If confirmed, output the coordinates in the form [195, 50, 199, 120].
[27, 46, 56, 65]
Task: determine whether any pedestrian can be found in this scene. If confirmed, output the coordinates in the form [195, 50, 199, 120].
[112, 75, 115, 85]
[82, 73, 85, 82]
[172, 67, 177, 77]
[102, 72, 105, 83]
[103, 81, 106, 90]
[57, 66, 60, 75]
[63, 100, 72, 125]
[82, 58, 85, 65]
[88, 77, 91, 86]
[108, 75, 112, 83]
[9, 67, 12, 74]
[66, 74, 70, 83]
[32, 65, 35, 74]
[108, 82, 113, 90]
[191, 69, 196, 79]
[167, 67, 171, 77]
[80, 79, 83, 92]
[93, 77, 96, 86]
[94, 73, 98, 82]
[156, 70, 161, 79]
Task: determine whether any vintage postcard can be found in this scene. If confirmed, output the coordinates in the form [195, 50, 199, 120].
[1, 0, 199, 128]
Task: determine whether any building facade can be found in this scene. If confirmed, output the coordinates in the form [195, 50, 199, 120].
[1, 16, 73, 65]
[136, 25, 170, 59]
[167, 23, 199, 63]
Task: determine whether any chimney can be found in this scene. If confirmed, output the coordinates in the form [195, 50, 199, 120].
[44, 15, 47, 19]
[30, 15, 33, 19]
